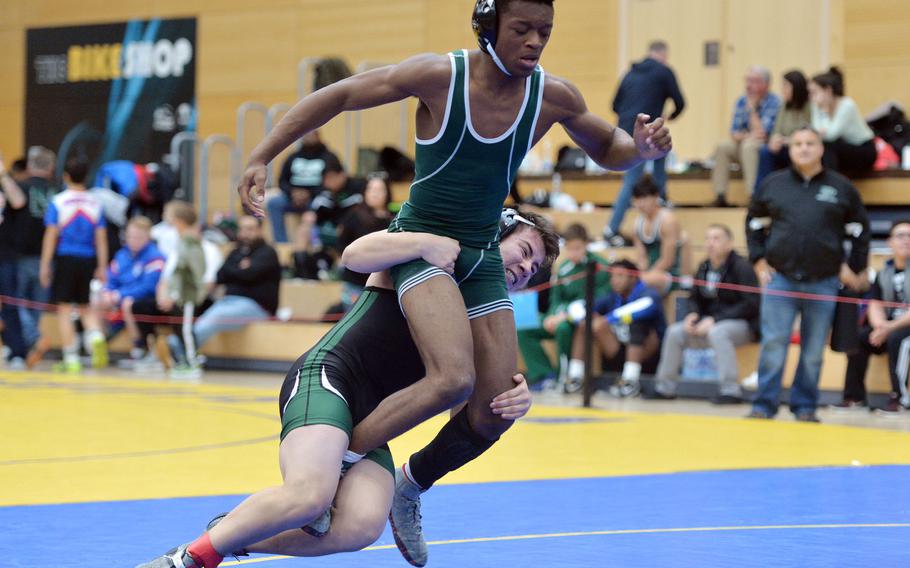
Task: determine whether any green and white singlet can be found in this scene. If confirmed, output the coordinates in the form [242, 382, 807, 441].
[389, 50, 545, 316]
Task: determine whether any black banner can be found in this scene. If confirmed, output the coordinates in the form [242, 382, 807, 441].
[26, 18, 196, 171]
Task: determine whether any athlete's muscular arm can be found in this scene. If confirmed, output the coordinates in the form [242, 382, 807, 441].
[238, 53, 450, 217]
[544, 76, 672, 171]
[341, 230, 461, 275]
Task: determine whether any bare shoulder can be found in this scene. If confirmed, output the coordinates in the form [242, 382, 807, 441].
[661, 210, 681, 232]
[541, 73, 587, 119]
[393, 53, 452, 83]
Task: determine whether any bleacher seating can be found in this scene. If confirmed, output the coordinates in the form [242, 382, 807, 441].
[38, 179, 904, 396]
[393, 170, 910, 208]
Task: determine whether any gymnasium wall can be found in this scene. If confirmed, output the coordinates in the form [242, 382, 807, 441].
[0, 0, 907, 216]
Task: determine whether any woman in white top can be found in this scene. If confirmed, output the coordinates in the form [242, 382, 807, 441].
[809, 67, 877, 175]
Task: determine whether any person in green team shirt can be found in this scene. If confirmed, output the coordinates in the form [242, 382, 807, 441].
[517, 223, 611, 392]
[235, 1, 671, 565]
[632, 174, 685, 296]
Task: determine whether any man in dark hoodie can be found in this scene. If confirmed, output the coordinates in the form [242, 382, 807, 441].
[652, 224, 760, 404]
[266, 130, 340, 243]
[604, 41, 685, 246]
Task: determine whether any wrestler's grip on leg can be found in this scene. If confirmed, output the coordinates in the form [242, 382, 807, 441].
[466, 309, 521, 441]
[347, 275, 476, 456]
[489, 373, 532, 420]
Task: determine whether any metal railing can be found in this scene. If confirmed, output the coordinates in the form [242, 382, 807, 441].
[199, 134, 240, 222]
[265, 102, 292, 186]
[167, 131, 198, 200]
[236, 101, 269, 167]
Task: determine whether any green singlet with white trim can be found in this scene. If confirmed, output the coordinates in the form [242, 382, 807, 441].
[392, 49, 545, 249]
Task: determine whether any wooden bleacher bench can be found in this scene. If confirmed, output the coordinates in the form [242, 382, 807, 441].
[393, 169, 910, 208]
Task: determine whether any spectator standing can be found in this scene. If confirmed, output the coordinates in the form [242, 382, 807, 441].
[711, 67, 781, 206]
[191, 216, 282, 349]
[517, 223, 611, 391]
[335, 173, 394, 310]
[835, 220, 910, 414]
[157, 202, 208, 379]
[94, 216, 166, 363]
[652, 224, 760, 403]
[604, 40, 685, 246]
[10, 146, 58, 351]
[631, 175, 684, 295]
[266, 130, 340, 243]
[746, 126, 870, 422]
[810, 67, 877, 177]
[39, 159, 109, 372]
[567, 258, 666, 397]
[0, 154, 27, 367]
[754, 70, 812, 193]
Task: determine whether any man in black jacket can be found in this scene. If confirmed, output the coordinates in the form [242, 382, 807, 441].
[604, 40, 685, 246]
[746, 126, 869, 422]
[653, 224, 759, 403]
[193, 215, 282, 348]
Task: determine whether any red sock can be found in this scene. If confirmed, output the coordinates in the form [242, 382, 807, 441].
[187, 533, 224, 568]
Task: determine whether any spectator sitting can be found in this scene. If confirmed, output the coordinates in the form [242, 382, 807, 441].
[334, 172, 394, 311]
[267, 130, 340, 243]
[292, 154, 366, 280]
[567, 258, 666, 397]
[711, 66, 781, 207]
[632, 174, 684, 295]
[39, 158, 109, 372]
[517, 223, 611, 392]
[835, 219, 910, 415]
[754, 70, 811, 193]
[93, 216, 166, 365]
[604, 39, 685, 247]
[652, 224, 760, 404]
[747, 126, 870, 422]
[810, 67, 877, 177]
[191, 215, 282, 352]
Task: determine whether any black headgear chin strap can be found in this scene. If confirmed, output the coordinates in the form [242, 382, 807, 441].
[473, 0, 513, 77]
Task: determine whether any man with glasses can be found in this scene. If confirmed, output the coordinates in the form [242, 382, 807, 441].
[834, 220, 910, 415]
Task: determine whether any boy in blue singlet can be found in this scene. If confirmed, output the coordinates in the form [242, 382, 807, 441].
[39, 158, 109, 372]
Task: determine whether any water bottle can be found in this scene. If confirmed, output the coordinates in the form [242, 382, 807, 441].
[551, 171, 562, 195]
[89, 278, 104, 306]
[902, 145, 910, 170]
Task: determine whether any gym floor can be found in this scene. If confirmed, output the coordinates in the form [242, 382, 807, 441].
[3, 368, 910, 567]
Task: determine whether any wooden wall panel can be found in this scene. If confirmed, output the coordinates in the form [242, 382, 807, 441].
[0, 26, 25, 157]
[627, 0, 726, 161]
[842, 0, 910, 112]
[197, 8, 301, 96]
[2, 0, 909, 216]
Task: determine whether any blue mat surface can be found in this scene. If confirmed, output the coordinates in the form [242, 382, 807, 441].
[5, 466, 910, 567]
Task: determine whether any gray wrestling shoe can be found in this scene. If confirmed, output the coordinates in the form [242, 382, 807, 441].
[302, 507, 332, 538]
[389, 467, 428, 567]
[134, 544, 198, 568]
